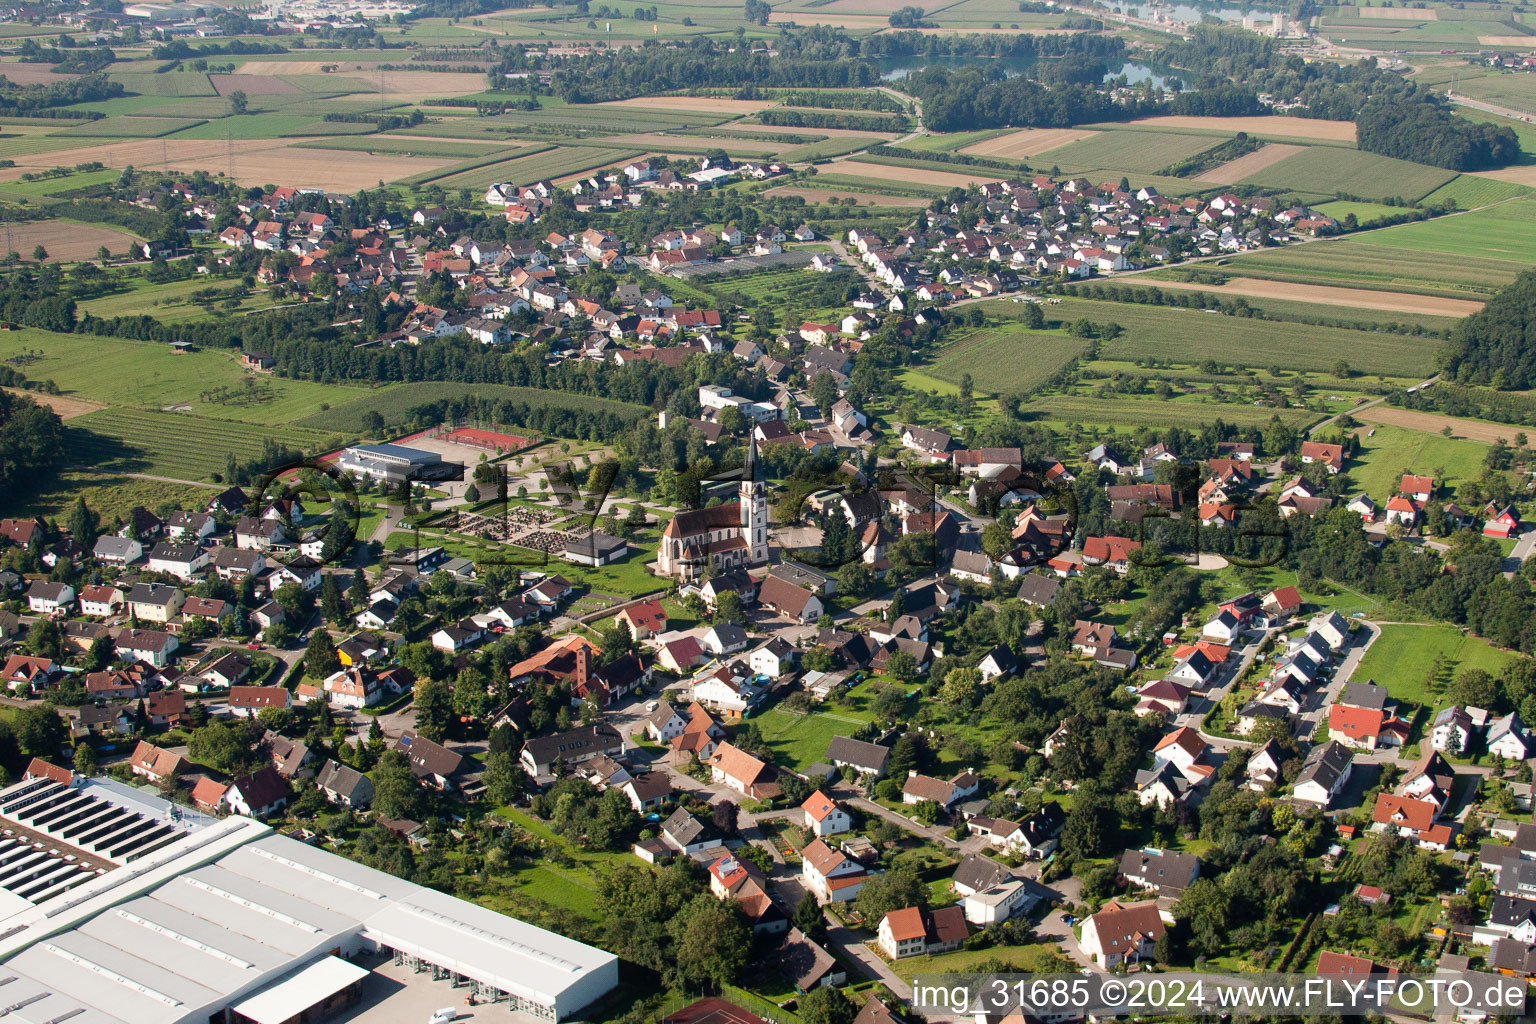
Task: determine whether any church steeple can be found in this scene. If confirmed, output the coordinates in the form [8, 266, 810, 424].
[740, 433, 768, 564]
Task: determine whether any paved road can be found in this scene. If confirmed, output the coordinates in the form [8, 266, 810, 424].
[1444, 90, 1534, 124]
[1309, 374, 1440, 436]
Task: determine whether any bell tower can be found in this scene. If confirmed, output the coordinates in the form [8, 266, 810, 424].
[740, 434, 769, 565]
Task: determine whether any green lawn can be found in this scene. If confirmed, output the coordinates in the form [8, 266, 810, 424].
[888, 943, 1074, 982]
[1346, 424, 1490, 503]
[922, 325, 1089, 397]
[1313, 200, 1405, 225]
[1355, 624, 1519, 706]
[754, 706, 871, 771]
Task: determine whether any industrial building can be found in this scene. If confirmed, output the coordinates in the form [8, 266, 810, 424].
[0, 771, 619, 1024]
[336, 443, 460, 484]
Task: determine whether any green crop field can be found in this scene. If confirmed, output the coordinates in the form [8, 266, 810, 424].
[1347, 424, 1491, 503]
[1208, 239, 1521, 299]
[924, 326, 1089, 395]
[1239, 146, 1457, 202]
[1355, 624, 1518, 707]
[49, 115, 207, 138]
[986, 297, 1444, 377]
[1034, 130, 1218, 174]
[1022, 393, 1318, 429]
[1415, 63, 1536, 117]
[779, 135, 885, 161]
[428, 146, 641, 189]
[65, 408, 343, 480]
[0, 168, 121, 196]
[1312, 200, 1405, 224]
[1350, 199, 1536, 263]
[297, 382, 648, 434]
[291, 136, 512, 158]
[0, 329, 370, 426]
[1422, 173, 1533, 209]
[108, 72, 219, 97]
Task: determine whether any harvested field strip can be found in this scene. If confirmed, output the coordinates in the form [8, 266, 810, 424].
[591, 96, 774, 115]
[959, 127, 1098, 159]
[2, 388, 103, 420]
[1024, 394, 1319, 429]
[1200, 142, 1303, 185]
[1113, 114, 1358, 143]
[291, 136, 507, 158]
[1355, 406, 1519, 444]
[1147, 276, 1485, 318]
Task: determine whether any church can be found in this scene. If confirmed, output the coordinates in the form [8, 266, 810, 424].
[657, 438, 769, 579]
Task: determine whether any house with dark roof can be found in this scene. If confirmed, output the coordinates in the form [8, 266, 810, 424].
[1118, 848, 1200, 894]
[316, 759, 374, 808]
[398, 731, 477, 791]
[223, 765, 289, 817]
[826, 735, 889, 777]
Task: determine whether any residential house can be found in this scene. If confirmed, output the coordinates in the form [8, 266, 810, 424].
[315, 759, 374, 808]
[1292, 740, 1354, 808]
[801, 838, 868, 904]
[876, 905, 969, 959]
[709, 742, 778, 800]
[1080, 901, 1167, 967]
[1118, 848, 1200, 894]
[802, 791, 852, 837]
[222, 765, 289, 817]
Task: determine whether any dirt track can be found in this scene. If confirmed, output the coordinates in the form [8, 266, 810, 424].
[1355, 406, 1511, 444]
[3, 388, 105, 420]
[1149, 276, 1484, 317]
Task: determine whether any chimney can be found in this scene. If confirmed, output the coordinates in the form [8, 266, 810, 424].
[575, 646, 592, 690]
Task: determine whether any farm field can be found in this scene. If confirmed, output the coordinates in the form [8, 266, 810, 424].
[1425, 173, 1534, 209]
[987, 298, 1446, 377]
[1146, 276, 1486, 318]
[1355, 406, 1525, 446]
[1355, 624, 1518, 708]
[1201, 240, 1520, 301]
[1023, 393, 1318, 429]
[959, 127, 1099, 159]
[297, 382, 649, 434]
[79, 278, 282, 323]
[65, 408, 343, 481]
[762, 185, 929, 207]
[1346, 424, 1490, 504]
[436, 146, 643, 189]
[1238, 146, 1457, 203]
[924, 327, 1089, 395]
[1033, 129, 1217, 174]
[1070, 280, 1463, 332]
[1116, 115, 1357, 143]
[1349, 199, 1536, 263]
[822, 160, 1004, 188]
[0, 330, 369, 426]
[1201, 143, 1303, 185]
[0, 220, 142, 262]
[1312, 200, 1408, 224]
[3, 388, 103, 420]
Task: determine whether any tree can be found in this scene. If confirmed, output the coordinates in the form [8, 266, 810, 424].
[714, 589, 744, 625]
[66, 495, 97, 549]
[792, 890, 826, 939]
[306, 629, 341, 678]
[32, 245, 47, 262]
[853, 868, 927, 922]
[402, 666, 451, 736]
[482, 748, 526, 805]
[14, 705, 66, 758]
[801, 989, 856, 1024]
[811, 372, 839, 418]
[72, 741, 98, 776]
[319, 574, 346, 624]
[371, 749, 421, 820]
[228, 89, 248, 115]
[669, 893, 750, 988]
[600, 620, 634, 661]
[712, 799, 739, 836]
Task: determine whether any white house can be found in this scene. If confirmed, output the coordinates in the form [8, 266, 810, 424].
[801, 791, 852, 837]
[801, 838, 867, 904]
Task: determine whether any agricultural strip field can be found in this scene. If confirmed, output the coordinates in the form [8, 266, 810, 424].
[1425, 173, 1534, 209]
[0, 330, 369, 426]
[1355, 406, 1525, 446]
[290, 136, 509, 158]
[1346, 423, 1490, 503]
[819, 160, 1002, 188]
[763, 185, 929, 207]
[432, 147, 643, 189]
[3, 389, 103, 420]
[1200, 143, 1303, 185]
[922, 328, 1089, 395]
[1238, 146, 1456, 203]
[958, 127, 1099, 159]
[1062, 280, 1462, 332]
[107, 72, 218, 97]
[986, 298, 1446, 377]
[1022, 393, 1319, 429]
[1145, 276, 1486, 318]
[1199, 235, 1521, 300]
[779, 136, 886, 161]
[1348, 199, 1536, 263]
[65, 408, 344, 481]
[0, 220, 142, 262]
[1032, 130, 1217, 174]
[1115, 115, 1357, 144]
[47, 116, 207, 138]
[296, 382, 649, 434]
